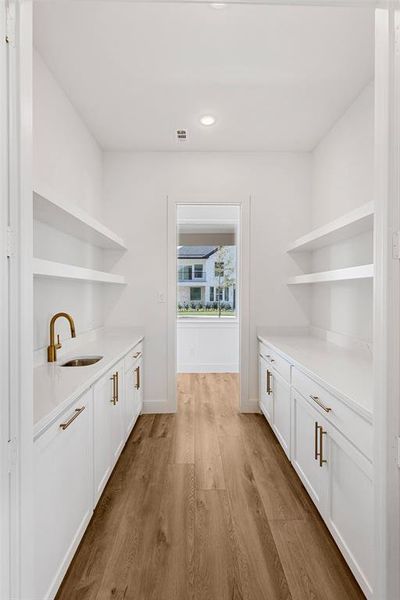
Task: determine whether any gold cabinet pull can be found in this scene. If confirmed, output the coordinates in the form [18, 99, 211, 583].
[133, 351, 142, 359]
[266, 370, 272, 395]
[116, 371, 119, 403]
[110, 373, 117, 405]
[310, 394, 331, 413]
[60, 406, 85, 430]
[135, 366, 140, 390]
[319, 425, 327, 467]
[314, 421, 319, 460]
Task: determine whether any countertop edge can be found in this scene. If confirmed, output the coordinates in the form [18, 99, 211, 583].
[34, 335, 144, 439]
[257, 334, 373, 424]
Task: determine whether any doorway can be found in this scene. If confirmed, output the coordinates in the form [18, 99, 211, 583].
[167, 197, 250, 414]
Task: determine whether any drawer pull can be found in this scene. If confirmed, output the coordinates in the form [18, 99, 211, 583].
[60, 406, 85, 430]
[310, 394, 331, 413]
[133, 351, 142, 359]
[110, 373, 117, 405]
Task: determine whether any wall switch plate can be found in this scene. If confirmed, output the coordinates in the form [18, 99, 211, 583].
[157, 292, 166, 303]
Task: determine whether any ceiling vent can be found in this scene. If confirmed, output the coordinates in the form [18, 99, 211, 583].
[176, 129, 188, 142]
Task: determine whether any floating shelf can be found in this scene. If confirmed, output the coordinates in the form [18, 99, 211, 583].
[33, 190, 127, 251]
[287, 264, 374, 285]
[287, 202, 374, 253]
[33, 258, 126, 285]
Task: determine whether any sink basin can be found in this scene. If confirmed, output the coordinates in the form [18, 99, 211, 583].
[61, 356, 103, 367]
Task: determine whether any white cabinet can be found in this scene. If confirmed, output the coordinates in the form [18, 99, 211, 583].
[93, 361, 124, 504]
[258, 338, 374, 598]
[259, 354, 273, 424]
[291, 389, 328, 512]
[34, 390, 93, 600]
[270, 369, 291, 458]
[326, 424, 374, 598]
[124, 355, 143, 435]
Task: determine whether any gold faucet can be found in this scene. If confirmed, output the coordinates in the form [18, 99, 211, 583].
[47, 312, 76, 362]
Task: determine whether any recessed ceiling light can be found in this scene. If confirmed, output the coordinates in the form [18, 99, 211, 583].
[200, 115, 216, 126]
[209, 3, 227, 9]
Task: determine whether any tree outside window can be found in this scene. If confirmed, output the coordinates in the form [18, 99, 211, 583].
[214, 246, 235, 317]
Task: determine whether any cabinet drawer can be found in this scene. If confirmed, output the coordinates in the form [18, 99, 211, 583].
[292, 367, 372, 461]
[124, 340, 144, 373]
[259, 342, 291, 383]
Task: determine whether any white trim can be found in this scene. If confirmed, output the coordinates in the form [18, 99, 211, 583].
[178, 363, 239, 373]
[6, 2, 34, 598]
[167, 195, 250, 413]
[374, 8, 400, 600]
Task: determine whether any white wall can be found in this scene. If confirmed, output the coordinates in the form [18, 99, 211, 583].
[310, 83, 374, 344]
[102, 151, 312, 406]
[33, 50, 105, 352]
[177, 320, 239, 373]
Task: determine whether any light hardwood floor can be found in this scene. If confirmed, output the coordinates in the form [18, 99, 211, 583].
[56, 373, 365, 600]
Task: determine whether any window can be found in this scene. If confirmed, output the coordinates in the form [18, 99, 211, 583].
[209, 287, 214, 301]
[216, 287, 223, 301]
[215, 261, 224, 277]
[224, 287, 229, 301]
[194, 264, 203, 279]
[190, 287, 201, 301]
[179, 265, 192, 281]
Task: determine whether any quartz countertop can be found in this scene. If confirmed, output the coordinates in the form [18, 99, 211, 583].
[257, 331, 373, 422]
[34, 328, 143, 438]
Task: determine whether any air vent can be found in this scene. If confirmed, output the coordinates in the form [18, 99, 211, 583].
[176, 129, 188, 141]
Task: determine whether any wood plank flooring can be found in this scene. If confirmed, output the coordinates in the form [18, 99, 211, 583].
[56, 373, 365, 600]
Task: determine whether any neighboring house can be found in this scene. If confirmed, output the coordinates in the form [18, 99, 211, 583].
[177, 245, 236, 308]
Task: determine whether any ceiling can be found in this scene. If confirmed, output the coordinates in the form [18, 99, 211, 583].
[33, 1, 374, 152]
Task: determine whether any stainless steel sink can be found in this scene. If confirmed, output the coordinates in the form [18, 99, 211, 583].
[61, 356, 103, 367]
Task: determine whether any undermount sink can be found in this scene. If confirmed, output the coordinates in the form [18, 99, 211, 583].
[61, 356, 103, 367]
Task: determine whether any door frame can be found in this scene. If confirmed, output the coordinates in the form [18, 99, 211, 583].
[1, 1, 33, 598]
[167, 195, 250, 413]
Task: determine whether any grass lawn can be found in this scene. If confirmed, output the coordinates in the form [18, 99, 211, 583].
[177, 309, 235, 316]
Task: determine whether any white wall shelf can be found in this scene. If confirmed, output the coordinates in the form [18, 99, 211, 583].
[287, 202, 374, 253]
[33, 190, 127, 251]
[287, 264, 374, 285]
[33, 258, 126, 285]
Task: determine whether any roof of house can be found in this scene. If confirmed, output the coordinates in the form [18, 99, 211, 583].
[177, 246, 218, 259]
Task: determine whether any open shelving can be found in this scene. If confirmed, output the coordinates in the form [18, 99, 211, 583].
[287, 264, 374, 285]
[287, 202, 374, 253]
[33, 190, 127, 251]
[33, 258, 126, 285]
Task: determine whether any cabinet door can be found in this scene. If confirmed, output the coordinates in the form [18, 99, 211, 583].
[271, 369, 291, 457]
[259, 354, 273, 424]
[34, 391, 93, 600]
[291, 390, 328, 513]
[93, 363, 124, 504]
[110, 363, 125, 463]
[325, 426, 374, 598]
[124, 367, 137, 435]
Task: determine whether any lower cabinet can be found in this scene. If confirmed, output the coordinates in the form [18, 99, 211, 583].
[259, 340, 374, 598]
[34, 390, 93, 600]
[93, 360, 124, 504]
[291, 389, 373, 598]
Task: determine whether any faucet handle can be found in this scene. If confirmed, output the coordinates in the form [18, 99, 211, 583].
[56, 334, 62, 350]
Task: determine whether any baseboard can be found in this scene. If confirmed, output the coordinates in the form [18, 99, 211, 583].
[240, 398, 260, 413]
[142, 400, 176, 414]
[178, 363, 239, 373]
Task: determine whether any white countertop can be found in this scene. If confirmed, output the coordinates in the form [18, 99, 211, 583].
[34, 328, 143, 438]
[257, 331, 373, 422]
